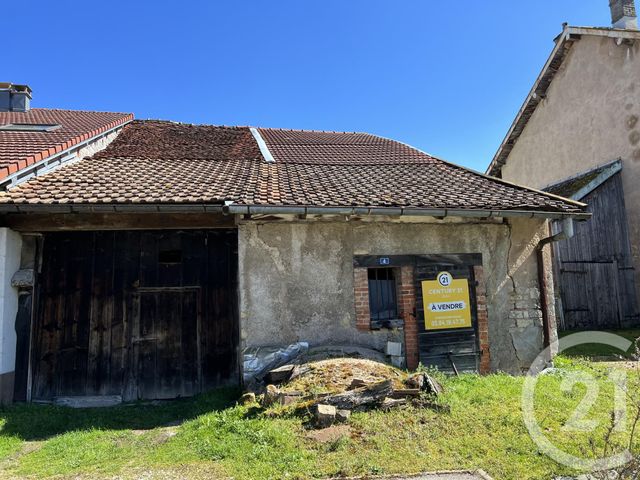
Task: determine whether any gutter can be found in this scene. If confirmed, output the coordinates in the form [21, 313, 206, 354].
[224, 204, 590, 220]
[0, 203, 591, 220]
[536, 217, 575, 349]
[0, 119, 133, 190]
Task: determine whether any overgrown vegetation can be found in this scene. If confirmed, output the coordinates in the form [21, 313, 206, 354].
[0, 358, 638, 479]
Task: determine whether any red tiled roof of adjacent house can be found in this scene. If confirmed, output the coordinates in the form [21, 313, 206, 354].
[0, 108, 133, 179]
[0, 120, 586, 215]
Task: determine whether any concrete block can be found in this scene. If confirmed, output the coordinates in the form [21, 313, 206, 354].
[314, 404, 336, 428]
[386, 341, 402, 356]
[390, 355, 405, 368]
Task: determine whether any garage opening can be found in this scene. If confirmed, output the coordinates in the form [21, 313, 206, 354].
[28, 229, 238, 402]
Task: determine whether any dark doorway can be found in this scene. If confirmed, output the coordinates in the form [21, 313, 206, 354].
[414, 255, 481, 374]
[29, 229, 238, 402]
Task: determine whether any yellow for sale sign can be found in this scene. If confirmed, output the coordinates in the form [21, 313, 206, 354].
[422, 271, 472, 330]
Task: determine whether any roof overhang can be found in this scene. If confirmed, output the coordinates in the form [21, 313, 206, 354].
[486, 25, 640, 177]
[0, 203, 591, 220]
[543, 159, 622, 201]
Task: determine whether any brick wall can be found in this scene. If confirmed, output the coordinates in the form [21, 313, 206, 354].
[474, 265, 491, 374]
[353, 267, 371, 331]
[399, 265, 419, 370]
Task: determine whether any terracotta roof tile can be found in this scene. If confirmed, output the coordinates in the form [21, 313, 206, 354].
[0, 108, 133, 179]
[0, 120, 585, 215]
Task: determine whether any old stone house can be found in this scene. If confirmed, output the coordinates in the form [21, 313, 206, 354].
[0, 117, 586, 403]
[486, 0, 640, 330]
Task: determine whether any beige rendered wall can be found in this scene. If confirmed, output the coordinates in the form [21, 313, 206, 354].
[500, 34, 640, 289]
[238, 217, 555, 374]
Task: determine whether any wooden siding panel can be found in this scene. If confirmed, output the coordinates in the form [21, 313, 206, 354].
[30, 229, 238, 402]
[554, 173, 640, 330]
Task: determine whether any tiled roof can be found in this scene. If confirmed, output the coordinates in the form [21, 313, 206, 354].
[0, 108, 133, 179]
[0, 120, 586, 215]
[544, 160, 622, 200]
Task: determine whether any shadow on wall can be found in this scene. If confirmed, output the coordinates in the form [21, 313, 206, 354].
[0, 387, 239, 442]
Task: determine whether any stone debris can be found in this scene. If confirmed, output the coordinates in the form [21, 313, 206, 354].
[320, 380, 393, 411]
[406, 372, 443, 396]
[390, 388, 421, 399]
[335, 409, 351, 423]
[265, 364, 296, 384]
[239, 392, 256, 405]
[278, 391, 303, 406]
[256, 358, 446, 428]
[381, 397, 408, 411]
[405, 373, 425, 389]
[314, 404, 337, 428]
[262, 384, 280, 407]
[348, 377, 369, 390]
[261, 385, 305, 407]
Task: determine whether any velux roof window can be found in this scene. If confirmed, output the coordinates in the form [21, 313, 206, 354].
[0, 123, 62, 132]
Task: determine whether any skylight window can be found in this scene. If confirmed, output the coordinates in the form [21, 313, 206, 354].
[0, 123, 62, 132]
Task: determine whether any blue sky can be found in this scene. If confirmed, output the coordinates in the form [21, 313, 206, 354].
[10, 1, 609, 171]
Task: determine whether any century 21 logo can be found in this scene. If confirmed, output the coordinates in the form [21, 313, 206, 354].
[437, 271, 453, 287]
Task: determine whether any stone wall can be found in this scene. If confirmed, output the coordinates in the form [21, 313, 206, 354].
[238, 216, 554, 374]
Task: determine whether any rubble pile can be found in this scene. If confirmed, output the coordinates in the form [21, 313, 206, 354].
[242, 357, 444, 429]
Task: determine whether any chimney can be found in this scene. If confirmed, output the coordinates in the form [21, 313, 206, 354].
[0, 83, 32, 112]
[609, 0, 638, 29]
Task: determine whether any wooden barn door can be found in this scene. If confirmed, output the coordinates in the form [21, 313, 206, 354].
[559, 261, 628, 330]
[30, 229, 238, 402]
[128, 288, 201, 400]
[553, 173, 640, 330]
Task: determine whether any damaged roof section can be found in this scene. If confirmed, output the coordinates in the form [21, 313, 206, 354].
[0, 120, 587, 217]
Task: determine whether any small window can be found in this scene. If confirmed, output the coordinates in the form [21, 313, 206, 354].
[158, 250, 182, 264]
[0, 123, 62, 132]
[368, 268, 399, 328]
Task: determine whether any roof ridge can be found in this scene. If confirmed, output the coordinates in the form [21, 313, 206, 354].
[28, 107, 133, 116]
[257, 126, 369, 134]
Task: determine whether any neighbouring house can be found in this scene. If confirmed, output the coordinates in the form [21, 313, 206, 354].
[486, 0, 640, 331]
[0, 83, 133, 402]
[0, 118, 587, 404]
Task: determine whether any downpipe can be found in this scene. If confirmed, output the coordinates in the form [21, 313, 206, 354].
[536, 217, 574, 349]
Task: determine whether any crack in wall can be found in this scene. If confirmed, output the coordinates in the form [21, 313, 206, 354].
[505, 221, 517, 310]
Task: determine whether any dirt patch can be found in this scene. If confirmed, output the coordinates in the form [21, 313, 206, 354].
[305, 425, 351, 443]
[598, 361, 640, 370]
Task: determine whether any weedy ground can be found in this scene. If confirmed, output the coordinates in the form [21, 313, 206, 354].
[0, 355, 638, 479]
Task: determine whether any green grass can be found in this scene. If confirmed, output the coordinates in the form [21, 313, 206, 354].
[559, 329, 640, 358]
[0, 361, 638, 479]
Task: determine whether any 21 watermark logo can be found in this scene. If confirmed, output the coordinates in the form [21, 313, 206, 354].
[522, 332, 638, 473]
